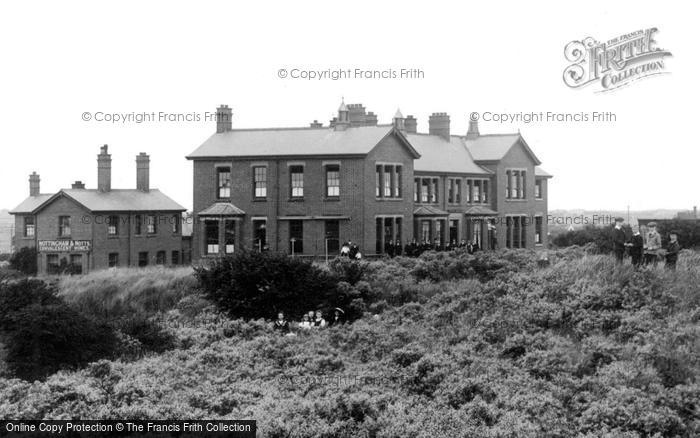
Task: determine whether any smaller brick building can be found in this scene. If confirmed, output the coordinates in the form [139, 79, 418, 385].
[10, 145, 186, 275]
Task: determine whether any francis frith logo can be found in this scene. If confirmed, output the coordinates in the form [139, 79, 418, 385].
[563, 28, 672, 92]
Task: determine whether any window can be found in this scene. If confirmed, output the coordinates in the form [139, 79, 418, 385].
[482, 180, 489, 203]
[253, 166, 267, 199]
[449, 219, 459, 244]
[435, 219, 443, 246]
[107, 215, 118, 235]
[466, 180, 472, 203]
[290, 165, 304, 198]
[70, 254, 83, 274]
[420, 179, 429, 203]
[46, 254, 59, 274]
[431, 179, 439, 203]
[414, 179, 419, 202]
[421, 220, 431, 243]
[471, 219, 483, 248]
[535, 179, 543, 199]
[507, 170, 526, 199]
[156, 251, 166, 265]
[171, 214, 180, 234]
[217, 167, 231, 198]
[473, 181, 481, 203]
[535, 216, 543, 244]
[205, 220, 219, 254]
[289, 220, 303, 254]
[448, 178, 462, 204]
[326, 165, 340, 197]
[58, 216, 71, 237]
[171, 250, 179, 265]
[138, 252, 148, 267]
[377, 164, 402, 198]
[146, 214, 157, 234]
[375, 216, 403, 254]
[224, 219, 235, 254]
[135, 214, 142, 235]
[394, 165, 402, 198]
[253, 219, 267, 251]
[325, 220, 340, 255]
[384, 165, 392, 197]
[24, 216, 35, 237]
[108, 252, 119, 267]
[376, 165, 381, 197]
[506, 216, 527, 248]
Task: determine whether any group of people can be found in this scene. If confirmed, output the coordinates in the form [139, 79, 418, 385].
[272, 308, 345, 334]
[612, 218, 681, 269]
[340, 241, 362, 260]
[401, 239, 482, 257]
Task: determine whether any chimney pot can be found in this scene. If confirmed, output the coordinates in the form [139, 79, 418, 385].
[71, 181, 85, 189]
[29, 172, 40, 196]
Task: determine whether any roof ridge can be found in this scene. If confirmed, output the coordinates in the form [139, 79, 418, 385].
[223, 124, 392, 133]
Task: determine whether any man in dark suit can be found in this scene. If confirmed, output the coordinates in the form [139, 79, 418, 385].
[627, 224, 644, 267]
[612, 217, 627, 263]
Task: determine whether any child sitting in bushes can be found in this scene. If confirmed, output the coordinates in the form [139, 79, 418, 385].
[299, 314, 312, 330]
[313, 310, 327, 328]
[273, 312, 290, 333]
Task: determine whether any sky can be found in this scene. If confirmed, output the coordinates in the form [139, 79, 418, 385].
[0, 1, 696, 212]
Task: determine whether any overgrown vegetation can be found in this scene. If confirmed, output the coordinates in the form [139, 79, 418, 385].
[0, 249, 698, 436]
[9, 246, 37, 275]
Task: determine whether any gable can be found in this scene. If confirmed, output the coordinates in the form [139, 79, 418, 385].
[366, 129, 420, 161]
[502, 137, 541, 167]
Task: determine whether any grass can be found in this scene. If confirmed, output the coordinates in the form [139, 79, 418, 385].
[57, 266, 197, 319]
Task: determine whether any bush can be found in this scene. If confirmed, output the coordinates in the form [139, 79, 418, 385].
[552, 224, 630, 253]
[195, 250, 340, 320]
[0, 279, 60, 331]
[5, 303, 116, 381]
[9, 247, 37, 275]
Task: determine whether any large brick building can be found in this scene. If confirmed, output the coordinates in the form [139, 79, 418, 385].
[10, 145, 186, 274]
[187, 102, 552, 260]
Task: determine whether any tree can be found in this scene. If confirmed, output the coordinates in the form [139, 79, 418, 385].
[9, 247, 37, 275]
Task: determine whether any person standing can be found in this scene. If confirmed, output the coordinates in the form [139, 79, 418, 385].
[644, 222, 662, 265]
[627, 225, 644, 268]
[349, 241, 359, 259]
[665, 231, 681, 270]
[394, 240, 403, 257]
[611, 217, 627, 263]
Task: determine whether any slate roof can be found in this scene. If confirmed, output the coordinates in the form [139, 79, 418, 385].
[187, 125, 420, 159]
[12, 189, 186, 214]
[198, 202, 246, 216]
[409, 134, 491, 175]
[9, 194, 54, 214]
[535, 166, 553, 177]
[465, 133, 541, 165]
[464, 205, 498, 216]
[413, 205, 450, 216]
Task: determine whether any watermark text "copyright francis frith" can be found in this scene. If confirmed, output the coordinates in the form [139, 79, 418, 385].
[277, 67, 424, 80]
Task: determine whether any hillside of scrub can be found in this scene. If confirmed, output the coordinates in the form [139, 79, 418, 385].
[0, 248, 698, 437]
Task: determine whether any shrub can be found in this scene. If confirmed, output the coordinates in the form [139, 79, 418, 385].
[5, 303, 116, 381]
[0, 279, 61, 331]
[195, 250, 340, 320]
[9, 247, 37, 276]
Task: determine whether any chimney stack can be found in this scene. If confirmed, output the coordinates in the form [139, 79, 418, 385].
[97, 145, 111, 192]
[365, 111, 378, 126]
[466, 117, 480, 139]
[309, 120, 323, 128]
[29, 172, 40, 196]
[136, 152, 150, 192]
[428, 113, 450, 140]
[71, 181, 85, 189]
[404, 115, 417, 134]
[216, 104, 232, 133]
